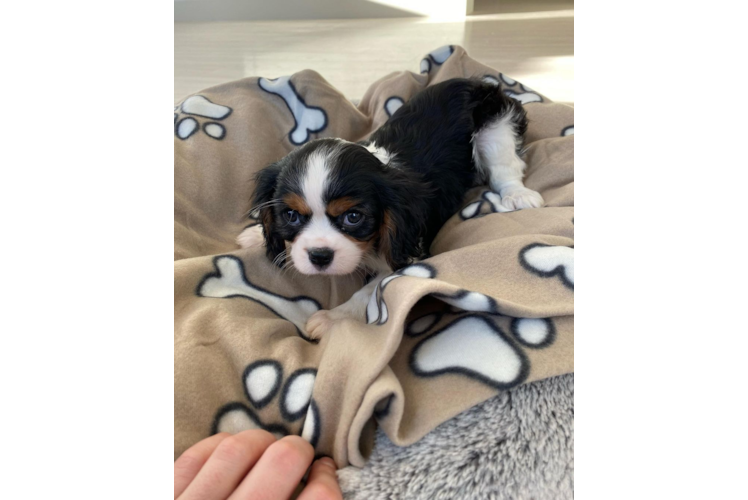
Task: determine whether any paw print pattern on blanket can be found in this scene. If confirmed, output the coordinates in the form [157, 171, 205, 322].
[420, 45, 454, 74]
[366, 263, 437, 324]
[460, 190, 513, 220]
[384, 96, 404, 117]
[196, 255, 322, 341]
[511, 318, 557, 348]
[174, 95, 232, 140]
[562, 125, 574, 136]
[503, 89, 543, 104]
[409, 315, 529, 390]
[213, 363, 322, 448]
[519, 243, 574, 290]
[482, 73, 544, 107]
[258, 76, 328, 145]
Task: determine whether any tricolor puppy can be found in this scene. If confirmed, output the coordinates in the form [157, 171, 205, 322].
[238, 78, 543, 338]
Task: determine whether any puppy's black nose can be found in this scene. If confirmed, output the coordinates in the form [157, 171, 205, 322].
[308, 248, 334, 269]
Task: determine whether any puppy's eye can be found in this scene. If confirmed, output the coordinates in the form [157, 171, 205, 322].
[343, 211, 364, 227]
[284, 210, 301, 225]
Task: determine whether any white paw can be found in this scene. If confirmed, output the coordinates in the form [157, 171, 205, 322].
[499, 186, 544, 211]
[236, 225, 264, 248]
[305, 310, 336, 340]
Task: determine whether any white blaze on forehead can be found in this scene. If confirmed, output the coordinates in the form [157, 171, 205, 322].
[292, 148, 363, 275]
[302, 150, 331, 214]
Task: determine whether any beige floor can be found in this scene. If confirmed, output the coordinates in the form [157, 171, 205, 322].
[175, 10, 573, 104]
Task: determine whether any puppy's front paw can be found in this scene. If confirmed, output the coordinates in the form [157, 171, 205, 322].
[499, 186, 544, 211]
[306, 310, 335, 340]
[236, 225, 264, 249]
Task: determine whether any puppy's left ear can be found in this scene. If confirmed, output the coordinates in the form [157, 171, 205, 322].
[377, 170, 430, 271]
[251, 163, 285, 263]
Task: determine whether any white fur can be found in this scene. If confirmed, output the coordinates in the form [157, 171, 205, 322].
[292, 150, 363, 275]
[472, 113, 544, 210]
[236, 225, 264, 248]
[307, 272, 388, 337]
[365, 142, 394, 165]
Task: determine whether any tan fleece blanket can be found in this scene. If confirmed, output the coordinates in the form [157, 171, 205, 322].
[174, 45, 574, 467]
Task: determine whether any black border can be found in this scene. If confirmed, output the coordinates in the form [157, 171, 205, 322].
[303, 399, 321, 448]
[408, 314, 530, 390]
[420, 58, 431, 74]
[503, 89, 543, 104]
[279, 368, 317, 422]
[405, 311, 444, 337]
[499, 73, 517, 86]
[175, 116, 199, 140]
[242, 360, 283, 409]
[373, 393, 395, 420]
[518, 243, 574, 290]
[384, 96, 405, 117]
[202, 121, 226, 140]
[561, 125, 574, 137]
[431, 289, 500, 314]
[510, 317, 557, 349]
[257, 76, 329, 146]
[210, 401, 290, 437]
[195, 255, 323, 342]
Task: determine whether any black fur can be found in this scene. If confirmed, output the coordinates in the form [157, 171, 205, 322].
[368, 78, 527, 246]
[250, 78, 527, 271]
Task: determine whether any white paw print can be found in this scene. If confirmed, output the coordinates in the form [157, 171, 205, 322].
[213, 362, 322, 448]
[174, 95, 232, 140]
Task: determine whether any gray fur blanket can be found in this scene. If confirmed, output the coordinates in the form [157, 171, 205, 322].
[338, 374, 574, 499]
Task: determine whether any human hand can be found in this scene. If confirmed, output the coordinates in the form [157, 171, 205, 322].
[174, 430, 342, 500]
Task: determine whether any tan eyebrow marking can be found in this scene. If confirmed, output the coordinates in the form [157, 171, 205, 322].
[283, 193, 312, 216]
[327, 197, 360, 217]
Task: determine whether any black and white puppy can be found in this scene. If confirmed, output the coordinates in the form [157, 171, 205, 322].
[237, 78, 543, 338]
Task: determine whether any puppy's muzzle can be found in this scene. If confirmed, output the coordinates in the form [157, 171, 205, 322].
[308, 247, 334, 270]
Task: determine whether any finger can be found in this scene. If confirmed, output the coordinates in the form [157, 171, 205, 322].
[228, 435, 314, 500]
[174, 433, 231, 498]
[179, 429, 276, 500]
[297, 457, 343, 500]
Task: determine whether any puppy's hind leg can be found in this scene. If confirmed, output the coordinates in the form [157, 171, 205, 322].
[472, 104, 544, 211]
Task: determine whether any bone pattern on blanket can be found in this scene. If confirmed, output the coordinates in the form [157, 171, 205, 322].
[174, 45, 574, 469]
[258, 76, 327, 145]
[197, 256, 321, 339]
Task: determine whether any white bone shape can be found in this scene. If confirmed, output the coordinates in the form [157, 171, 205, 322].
[411, 315, 526, 389]
[521, 245, 574, 288]
[198, 256, 320, 337]
[181, 95, 232, 119]
[258, 76, 327, 145]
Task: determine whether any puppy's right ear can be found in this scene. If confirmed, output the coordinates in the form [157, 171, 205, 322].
[251, 163, 285, 263]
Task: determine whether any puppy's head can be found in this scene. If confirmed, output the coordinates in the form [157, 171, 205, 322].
[251, 139, 425, 275]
